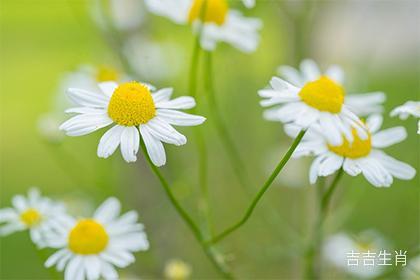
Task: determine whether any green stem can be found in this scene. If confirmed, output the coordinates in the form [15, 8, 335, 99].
[304, 168, 344, 279]
[203, 51, 249, 192]
[140, 143, 232, 279]
[206, 130, 306, 245]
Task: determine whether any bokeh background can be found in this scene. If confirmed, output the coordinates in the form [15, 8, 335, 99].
[1, 0, 419, 279]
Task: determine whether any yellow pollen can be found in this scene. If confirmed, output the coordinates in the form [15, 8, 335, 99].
[328, 129, 372, 159]
[188, 0, 228, 26]
[68, 219, 109, 255]
[299, 76, 345, 113]
[107, 82, 156, 126]
[20, 208, 42, 227]
[96, 65, 119, 82]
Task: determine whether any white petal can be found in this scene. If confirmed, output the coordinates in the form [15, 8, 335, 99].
[371, 150, 416, 180]
[94, 197, 121, 224]
[98, 82, 118, 97]
[65, 256, 84, 280]
[60, 113, 113, 136]
[152, 88, 173, 103]
[325, 65, 344, 84]
[277, 65, 304, 87]
[145, 118, 187, 146]
[343, 159, 362, 176]
[139, 125, 166, 166]
[263, 102, 307, 123]
[317, 153, 343, 177]
[12, 195, 27, 211]
[372, 127, 407, 148]
[84, 256, 101, 280]
[0, 208, 18, 222]
[120, 126, 140, 163]
[100, 260, 118, 280]
[366, 114, 383, 133]
[319, 114, 343, 146]
[345, 92, 386, 116]
[100, 251, 131, 268]
[156, 96, 196, 110]
[0, 222, 25, 236]
[309, 155, 328, 184]
[359, 158, 393, 187]
[67, 88, 109, 108]
[97, 125, 124, 159]
[300, 59, 321, 82]
[45, 249, 68, 268]
[157, 109, 206, 126]
[65, 107, 106, 114]
[57, 252, 73, 271]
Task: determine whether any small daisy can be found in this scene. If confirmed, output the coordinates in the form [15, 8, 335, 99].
[260, 59, 376, 146]
[323, 230, 388, 279]
[0, 188, 67, 248]
[44, 197, 149, 280]
[285, 114, 416, 187]
[276, 59, 386, 117]
[390, 100, 420, 134]
[59, 81, 206, 166]
[164, 259, 192, 280]
[144, 0, 262, 53]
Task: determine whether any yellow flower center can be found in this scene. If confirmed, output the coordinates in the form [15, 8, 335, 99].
[107, 82, 156, 126]
[68, 219, 109, 255]
[328, 129, 372, 158]
[298, 76, 345, 113]
[188, 0, 228, 26]
[96, 65, 119, 82]
[20, 208, 42, 227]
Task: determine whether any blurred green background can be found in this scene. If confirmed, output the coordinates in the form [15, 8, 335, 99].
[1, 0, 419, 279]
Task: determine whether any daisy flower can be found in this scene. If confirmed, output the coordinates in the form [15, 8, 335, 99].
[390, 100, 420, 134]
[285, 114, 416, 187]
[261, 60, 387, 145]
[276, 59, 386, 118]
[44, 197, 149, 280]
[0, 188, 67, 248]
[323, 230, 388, 279]
[144, 0, 262, 53]
[59, 81, 206, 166]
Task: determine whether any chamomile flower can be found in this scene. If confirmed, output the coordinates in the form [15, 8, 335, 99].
[164, 259, 192, 280]
[144, 0, 262, 53]
[59, 81, 206, 166]
[44, 198, 149, 280]
[323, 230, 388, 279]
[0, 188, 66, 248]
[260, 60, 376, 146]
[276, 59, 386, 117]
[285, 115, 416, 187]
[390, 101, 420, 134]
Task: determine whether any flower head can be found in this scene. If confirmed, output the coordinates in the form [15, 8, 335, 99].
[390, 100, 420, 134]
[260, 59, 386, 145]
[323, 230, 388, 279]
[286, 114, 416, 187]
[44, 197, 149, 280]
[59, 81, 205, 166]
[0, 188, 67, 248]
[144, 0, 262, 52]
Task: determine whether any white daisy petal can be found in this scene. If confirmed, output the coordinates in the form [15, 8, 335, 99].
[120, 126, 140, 163]
[309, 155, 328, 184]
[371, 150, 416, 180]
[139, 125, 166, 167]
[97, 125, 125, 159]
[317, 153, 343, 177]
[343, 159, 362, 176]
[300, 59, 321, 82]
[345, 92, 386, 116]
[372, 127, 407, 148]
[325, 65, 344, 84]
[0, 222, 25, 236]
[152, 88, 173, 103]
[12, 195, 27, 212]
[359, 158, 393, 187]
[59, 113, 113, 136]
[0, 208, 18, 222]
[67, 88, 109, 108]
[277, 65, 304, 87]
[98, 82, 118, 97]
[65, 256, 84, 280]
[157, 109, 206, 126]
[85, 256, 101, 280]
[156, 96, 196, 110]
[366, 114, 383, 133]
[45, 249, 68, 268]
[100, 260, 119, 280]
[145, 118, 187, 146]
[94, 197, 121, 224]
[65, 107, 106, 114]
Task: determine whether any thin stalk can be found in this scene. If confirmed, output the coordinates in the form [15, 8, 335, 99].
[304, 168, 344, 279]
[203, 51, 249, 191]
[206, 130, 306, 245]
[140, 143, 233, 279]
